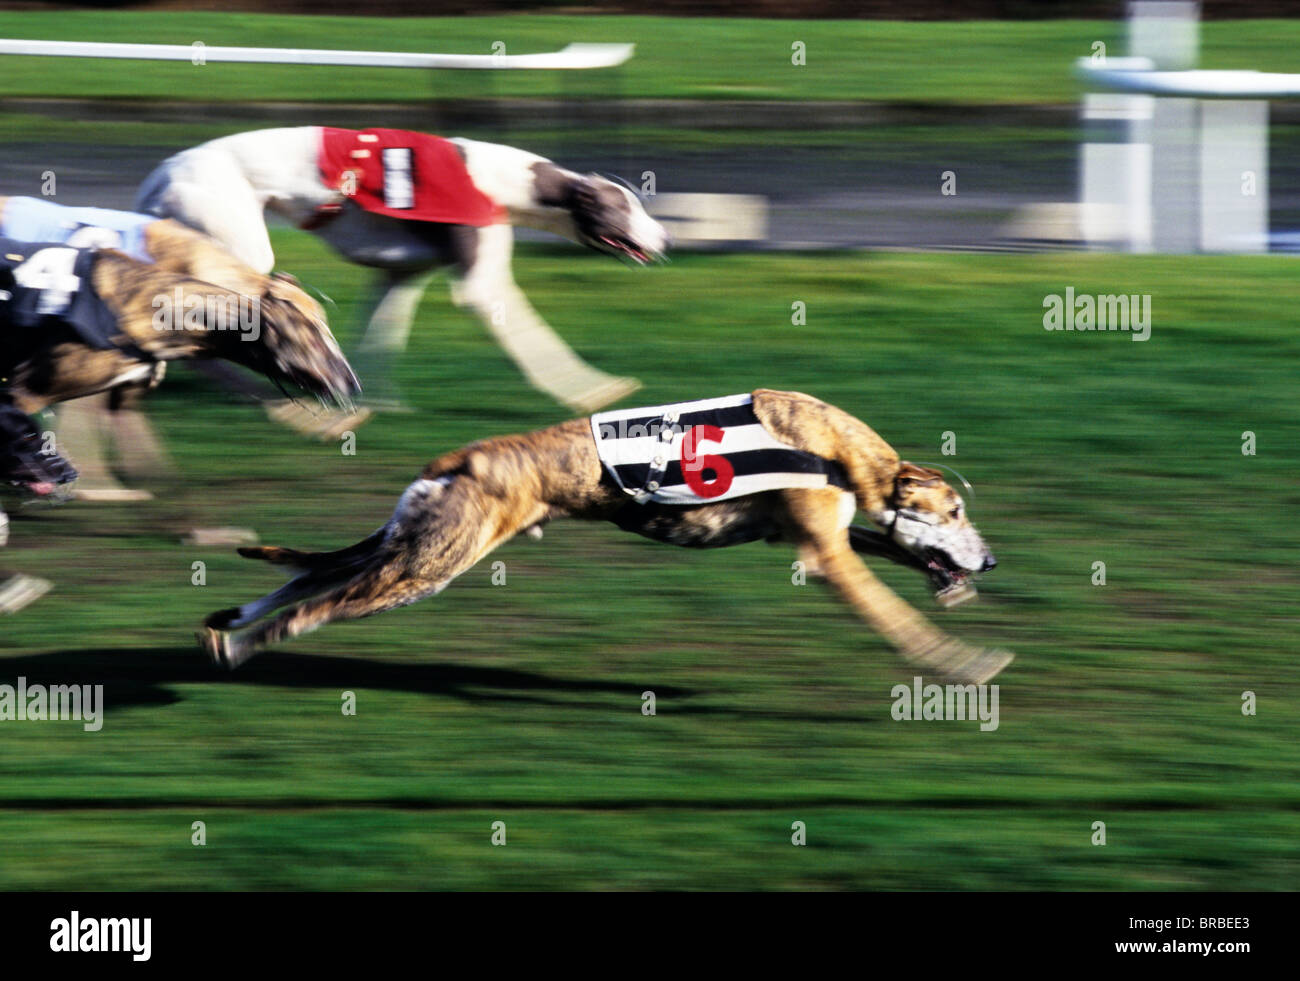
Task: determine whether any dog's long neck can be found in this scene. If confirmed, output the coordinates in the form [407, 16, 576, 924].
[750, 389, 901, 523]
[449, 138, 585, 243]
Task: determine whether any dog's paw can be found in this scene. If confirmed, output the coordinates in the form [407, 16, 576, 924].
[197, 627, 233, 668]
[204, 607, 242, 630]
[0, 574, 52, 615]
[906, 638, 1013, 686]
[944, 648, 1014, 686]
[198, 627, 259, 671]
[566, 376, 642, 414]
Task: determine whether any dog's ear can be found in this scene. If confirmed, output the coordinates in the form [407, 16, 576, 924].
[896, 461, 943, 488]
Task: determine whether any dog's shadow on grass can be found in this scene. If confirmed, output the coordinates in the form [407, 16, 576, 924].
[4, 646, 692, 713]
[3, 647, 880, 724]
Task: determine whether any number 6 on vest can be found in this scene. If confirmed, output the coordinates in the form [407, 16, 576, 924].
[680, 424, 735, 498]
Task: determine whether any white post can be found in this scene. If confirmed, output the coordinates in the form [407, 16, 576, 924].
[1199, 100, 1268, 252]
[1127, 0, 1199, 72]
[1081, 93, 1153, 251]
[1129, 1, 1202, 253]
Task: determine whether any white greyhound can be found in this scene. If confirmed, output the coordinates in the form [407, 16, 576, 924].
[135, 127, 669, 413]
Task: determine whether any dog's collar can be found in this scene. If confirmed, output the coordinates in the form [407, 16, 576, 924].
[880, 505, 939, 541]
[880, 507, 899, 538]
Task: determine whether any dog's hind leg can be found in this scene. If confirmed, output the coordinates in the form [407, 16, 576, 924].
[202, 569, 447, 669]
[203, 564, 355, 632]
[202, 536, 476, 670]
[202, 472, 545, 668]
[137, 156, 275, 273]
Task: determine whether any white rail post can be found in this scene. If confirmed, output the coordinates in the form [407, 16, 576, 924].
[1130, 0, 1201, 253]
[1081, 87, 1154, 252]
[1200, 99, 1268, 252]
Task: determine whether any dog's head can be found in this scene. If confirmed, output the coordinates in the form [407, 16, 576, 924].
[883, 462, 995, 589]
[0, 405, 77, 497]
[530, 163, 667, 264]
[235, 273, 361, 408]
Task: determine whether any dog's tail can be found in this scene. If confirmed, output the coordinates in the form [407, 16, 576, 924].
[237, 528, 387, 573]
[204, 528, 390, 631]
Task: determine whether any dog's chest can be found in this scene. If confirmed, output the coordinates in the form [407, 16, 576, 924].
[610, 496, 782, 549]
[591, 393, 846, 506]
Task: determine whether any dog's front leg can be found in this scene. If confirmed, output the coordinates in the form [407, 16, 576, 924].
[813, 541, 1012, 685]
[451, 224, 639, 413]
[785, 490, 1009, 683]
[351, 267, 439, 409]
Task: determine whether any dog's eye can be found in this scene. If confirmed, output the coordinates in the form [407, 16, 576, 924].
[949, 507, 961, 519]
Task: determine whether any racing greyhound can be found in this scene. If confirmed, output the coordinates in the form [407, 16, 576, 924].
[1, 237, 359, 459]
[0, 195, 366, 506]
[135, 126, 668, 412]
[201, 390, 1013, 685]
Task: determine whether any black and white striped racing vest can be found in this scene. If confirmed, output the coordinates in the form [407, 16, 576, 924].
[591, 393, 846, 506]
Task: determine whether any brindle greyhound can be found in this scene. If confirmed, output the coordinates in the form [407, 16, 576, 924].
[135, 127, 668, 412]
[1, 240, 359, 453]
[0, 237, 356, 610]
[201, 390, 1013, 686]
[0, 195, 365, 446]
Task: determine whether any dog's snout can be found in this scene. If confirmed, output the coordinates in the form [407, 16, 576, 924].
[981, 554, 997, 572]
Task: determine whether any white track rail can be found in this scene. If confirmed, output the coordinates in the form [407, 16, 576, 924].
[1076, 59, 1300, 99]
[0, 39, 634, 70]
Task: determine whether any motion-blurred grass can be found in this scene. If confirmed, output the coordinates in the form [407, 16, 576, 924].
[0, 12, 1295, 104]
[1, 239, 1297, 889]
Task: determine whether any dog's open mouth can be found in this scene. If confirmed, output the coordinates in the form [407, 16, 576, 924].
[597, 235, 652, 265]
[19, 480, 58, 496]
[5, 456, 79, 500]
[924, 548, 970, 590]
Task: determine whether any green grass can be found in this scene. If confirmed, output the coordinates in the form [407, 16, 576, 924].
[2, 241, 1298, 889]
[0, 12, 1297, 104]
